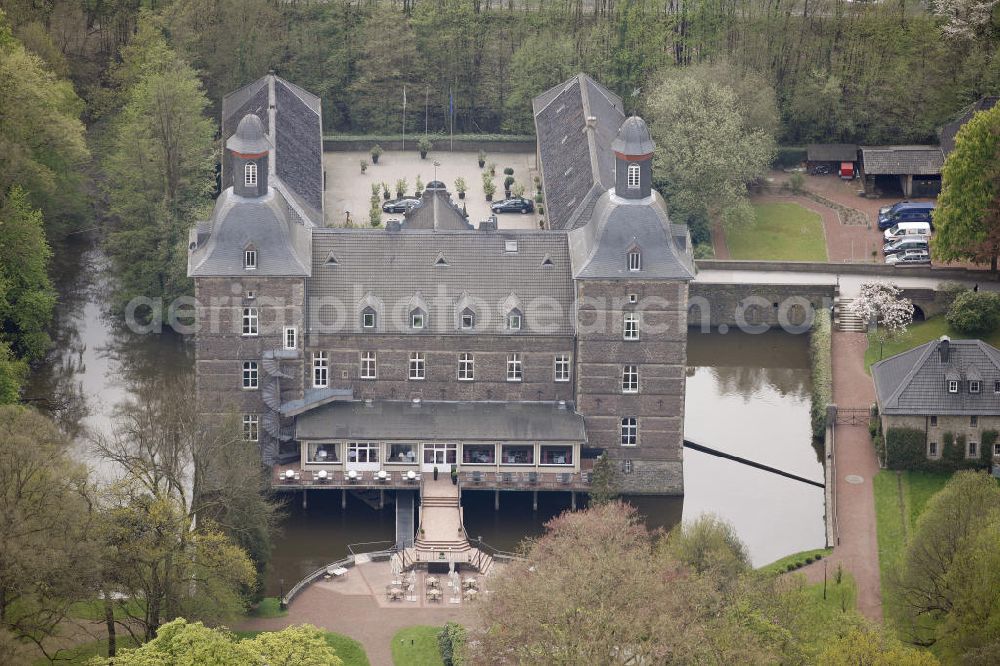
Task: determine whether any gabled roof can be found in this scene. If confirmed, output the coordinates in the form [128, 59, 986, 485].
[222, 74, 324, 224]
[872, 338, 1000, 415]
[532, 74, 625, 230]
[401, 184, 473, 230]
[807, 144, 858, 162]
[860, 146, 944, 176]
[940, 97, 1000, 155]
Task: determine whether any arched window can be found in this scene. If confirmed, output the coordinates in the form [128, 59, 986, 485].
[244, 162, 257, 187]
[627, 163, 640, 189]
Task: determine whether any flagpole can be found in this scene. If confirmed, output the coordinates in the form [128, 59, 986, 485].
[425, 87, 429, 136]
[402, 85, 407, 152]
[449, 85, 454, 151]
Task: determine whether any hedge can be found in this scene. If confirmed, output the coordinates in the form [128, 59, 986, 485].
[884, 427, 996, 471]
[437, 622, 467, 666]
[774, 146, 807, 168]
[809, 308, 833, 439]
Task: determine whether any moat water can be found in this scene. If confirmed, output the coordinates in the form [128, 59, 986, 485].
[32, 235, 825, 597]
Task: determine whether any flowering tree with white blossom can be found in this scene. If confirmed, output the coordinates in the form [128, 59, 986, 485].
[849, 282, 915, 360]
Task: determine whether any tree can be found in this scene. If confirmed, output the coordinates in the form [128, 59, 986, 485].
[0, 406, 101, 662]
[933, 104, 1000, 271]
[102, 14, 215, 317]
[90, 618, 344, 666]
[502, 35, 577, 134]
[644, 68, 776, 229]
[818, 625, 939, 665]
[849, 282, 915, 360]
[587, 452, 618, 505]
[893, 471, 1000, 652]
[665, 514, 750, 581]
[946, 290, 1000, 334]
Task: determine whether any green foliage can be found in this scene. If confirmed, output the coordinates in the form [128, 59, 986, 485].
[666, 514, 751, 579]
[758, 548, 832, 575]
[417, 136, 432, 154]
[371, 144, 383, 158]
[946, 290, 1000, 334]
[369, 197, 382, 227]
[453, 177, 466, 194]
[788, 171, 805, 194]
[395, 179, 408, 198]
[503, 175, 514, 190]
[0, 342, 25, 404]
[774, 147, 807, 168]
[884, 428, 983, 472]
[436, 622, 466, 666]
[360, 159, 368, 173]
[587, 452, 618, 505]
[415, 175, 424, 193]
[810, 309, 833, 439]
[391, 626, 445, 665]
[512, 183, 525, 198]
[502, 167, 514, 176]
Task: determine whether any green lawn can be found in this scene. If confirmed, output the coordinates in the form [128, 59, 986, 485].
[246, 596, 287, 619]
[725, 202, 828, 261]
[391, 626, 444, 666]
[758, 547, 833, 575]
[865, 315, 1000, 371]
[235, 630, 369, 666]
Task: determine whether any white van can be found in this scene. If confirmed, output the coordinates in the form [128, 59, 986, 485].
[883, 221, 931, 242]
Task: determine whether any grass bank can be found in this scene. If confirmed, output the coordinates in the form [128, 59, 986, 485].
[391, 625, 445, 665]
[759, 548, 833, 576]
[726, 202, 828, 261]
[810, 308, 833, 438]
[864, 315, 1000, 372]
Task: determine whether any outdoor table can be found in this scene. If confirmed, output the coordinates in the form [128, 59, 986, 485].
[426, 576, 439, 588]
[390, 587, 402, 600]
[427, 588, 442, 601]
[463, 577, 478, 590]
[464, 588, 478, 600]
[327, 566, 348, 579]
[377, 470, 388, 481]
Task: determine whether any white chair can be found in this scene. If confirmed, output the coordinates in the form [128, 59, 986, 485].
[284, 469, 295, 481]
[377, 470, 388, 481]
[347, 469, 358, 482]
[317, 469, 328, 482]
[406, 470, 417, 481]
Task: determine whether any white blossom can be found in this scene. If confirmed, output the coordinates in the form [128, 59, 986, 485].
[932, 0, 999, 40]
[850, 281, 915, 337]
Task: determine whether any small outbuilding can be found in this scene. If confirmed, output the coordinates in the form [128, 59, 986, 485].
[859, 145, 944, 197]
[806, 144, 858, 178]
[940, 96, 1000, 156]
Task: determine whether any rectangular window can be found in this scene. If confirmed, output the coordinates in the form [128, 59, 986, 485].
[458, 353, 474, 380]
[971, 415, 979, 427]
[507, 353, 523, 382]
[461, 312, 475, 329]
[244, 249, 257, 270]
[242, 307, 258, 336]
[242, 361, 258, 389]
[242, 414, 258, 442]
[409, 352, 425, 380]
[623, 459, 633, 474]
[622, 365, 639, 393]
[362, 311, 376, 329]
[312, 351, 328, 388]
[307, 442, 340, 463]
[462, 444, 496, 464]
[627, 163, 640, 189]
[540, 445, 573, 465]
[283, 326, 297, 350]
[360, 351, 377, 379]
[554, 354, 571, 382]
[621, 417, 638, 446]
[348, 442, 379, 463]
[928, 442, 938, 458]
[411, 312, 424, 329]
[930, 415, 938, 427]
[627, 251, 641, 271]
[500, 444, 533, 465]
[995, 442, 1000, 456]
[995, 381, 1000, 394]
[507, 313, 522, 330]
[948, 380, 959, 393]
[970, 380, 982, 393]
[387, 443, 417, 464]
[623, 312, 640, 340]
[969, 441, 979, 458]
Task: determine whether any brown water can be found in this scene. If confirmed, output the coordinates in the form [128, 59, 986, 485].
[33, 236, 824, 595]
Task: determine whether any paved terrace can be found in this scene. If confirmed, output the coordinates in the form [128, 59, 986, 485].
[273, 465, 594, 492]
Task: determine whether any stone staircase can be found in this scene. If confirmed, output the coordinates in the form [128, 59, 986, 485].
[834, 297, 866, 332]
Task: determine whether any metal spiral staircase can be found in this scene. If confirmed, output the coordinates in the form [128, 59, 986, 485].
[259, 349, 299, 465]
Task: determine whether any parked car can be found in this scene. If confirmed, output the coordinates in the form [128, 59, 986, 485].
[883, 237, 929, 255]
[884, 221, 932, 242]
[877, 201, 935, 231]
[885, 249, 931, 266]
[490, 197, 534, 214]
[381, 198, 420, 214]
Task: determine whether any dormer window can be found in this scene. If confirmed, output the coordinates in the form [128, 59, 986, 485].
[970, 380, 981, 393]
[627, 163, 640, 189]
[507, 310, 522, 331]
[362, 307, 376, 329]
[461, 309, 475, 330]
[627, 250, 641, 272]
[245, 162, 257, 187]
[948, 380, 959, 393]
[411, 310, 425, 329]
[244, 247, 257, 270]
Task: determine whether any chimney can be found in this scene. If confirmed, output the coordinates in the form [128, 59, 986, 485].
[939, 336, 950, 363]
[585, 115, 597, 130]
[479, 218, 497, 232]
[386, 219, 401, 232]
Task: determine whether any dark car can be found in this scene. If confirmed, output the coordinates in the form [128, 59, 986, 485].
[877, 201, 935, 231]
[883, 237, 929, 256]
[381, 198, 420, 214]
[490, 197, 534, 214]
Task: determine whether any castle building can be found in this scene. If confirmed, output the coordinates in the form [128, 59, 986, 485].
[188, 73, 694, 499]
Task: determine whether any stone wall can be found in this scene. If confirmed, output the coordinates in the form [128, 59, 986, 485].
[883, 413, 1000, 457]
[689, 283, 835, 329]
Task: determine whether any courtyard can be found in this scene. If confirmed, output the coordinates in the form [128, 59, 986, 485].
[323, 149, 542, 231]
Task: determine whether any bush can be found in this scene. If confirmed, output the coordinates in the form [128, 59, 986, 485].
[805, 557, 814, 564]
[503, 175, 515, 190]
[810, 309, 833, 439]
[789, 172, 805, 194]
[417, 136, 432, 154]
[503, 167, 514, 175]
[370, 143, 383, 158]
[786, 563, 796, 572]
[946, 290, 1000, 335]
[438, 622, 467, 666]
[885, 428, 986, 472]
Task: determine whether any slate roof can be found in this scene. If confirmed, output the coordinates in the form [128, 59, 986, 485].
[188, 187, 312, 277]
[612, 116, 655, 156]
[940, 97, 1000, 155]
[807, 144, 858, 162]
[872, 338, 1000, 415]
[227, 114, 271, 154]
[532, 74, 625, 230]
[402, 184, 473, 230]
[307, 228, 576, 335]
[860, 146, 944, 176]
[568, 190, 695, 280]
[221, 74, 324, 224]
[296, 400, 586, 441]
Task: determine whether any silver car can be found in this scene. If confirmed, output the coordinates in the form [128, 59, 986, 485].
[885, 249, 931, 266]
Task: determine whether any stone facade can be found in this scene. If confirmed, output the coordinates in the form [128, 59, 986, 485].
[688, 283, 835, 330]
[882, 414, 1000, 460]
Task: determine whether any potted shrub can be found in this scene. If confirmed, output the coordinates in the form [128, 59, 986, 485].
[395, 178, 408, 199]
[382, 182, 391, 200]
[415, 175, 424, 197]
[369, 199, 382, 227]
[454, 177, 467, 199]
[450, 465, 458, 485]
[512, 183, 526, 198]
[487, 162, 496, 176]
[478, 150, 486, 168]
[503, 175, 515, 198]
[371, 144, 383, 164]
[370, 183, 380, 198]
[503, 167, 514, 176]
[360, 159, 368, 173]
[482, 172, 496, 201]
[418, 136, 432, 159]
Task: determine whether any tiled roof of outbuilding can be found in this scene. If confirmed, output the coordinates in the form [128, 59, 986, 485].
[807, 144, 858, 162]
[940, 97, 1000, 155]
[860, 146, 944, 176]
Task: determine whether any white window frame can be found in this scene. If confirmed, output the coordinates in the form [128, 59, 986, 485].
[948, 380, 959, 393]
[970, 380, 981, 394]
[360, 351, 377, 379]
[461, 310, 475, 330]
[244, 248, 257, 270]
[506, 353, 523, 382]
[968, 441, 979, 458]
[242, 307, 258, 336]
[627, 250, 641, 272]
[623, 312, 640, 341]
[928, 441, 938, 458]
[626, 163, 640, 189]
[507, 312, 522, 331]
[409, 352, 425, 380]
[362, 309, 376, 329]
[411, 311, 425, 329]
[244, 161, 257, 186]
[554, 354, 571, 382]
[312, 351, 328, 388]
[348, 442, 380, 463]
[621, 417, 638, 446]
[242, 361, 258, 389]
[971, 415, 979, 427]
[283, 326, 297, 350]
[995, 381, 1000, 394]
[242, 414, 259, 442]
[622, 365, 639, 393]
[623, 459, 633, 474]
[458, 353, 474, 381]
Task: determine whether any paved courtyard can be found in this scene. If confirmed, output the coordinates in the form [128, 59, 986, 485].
[323, 150, 542, 231]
